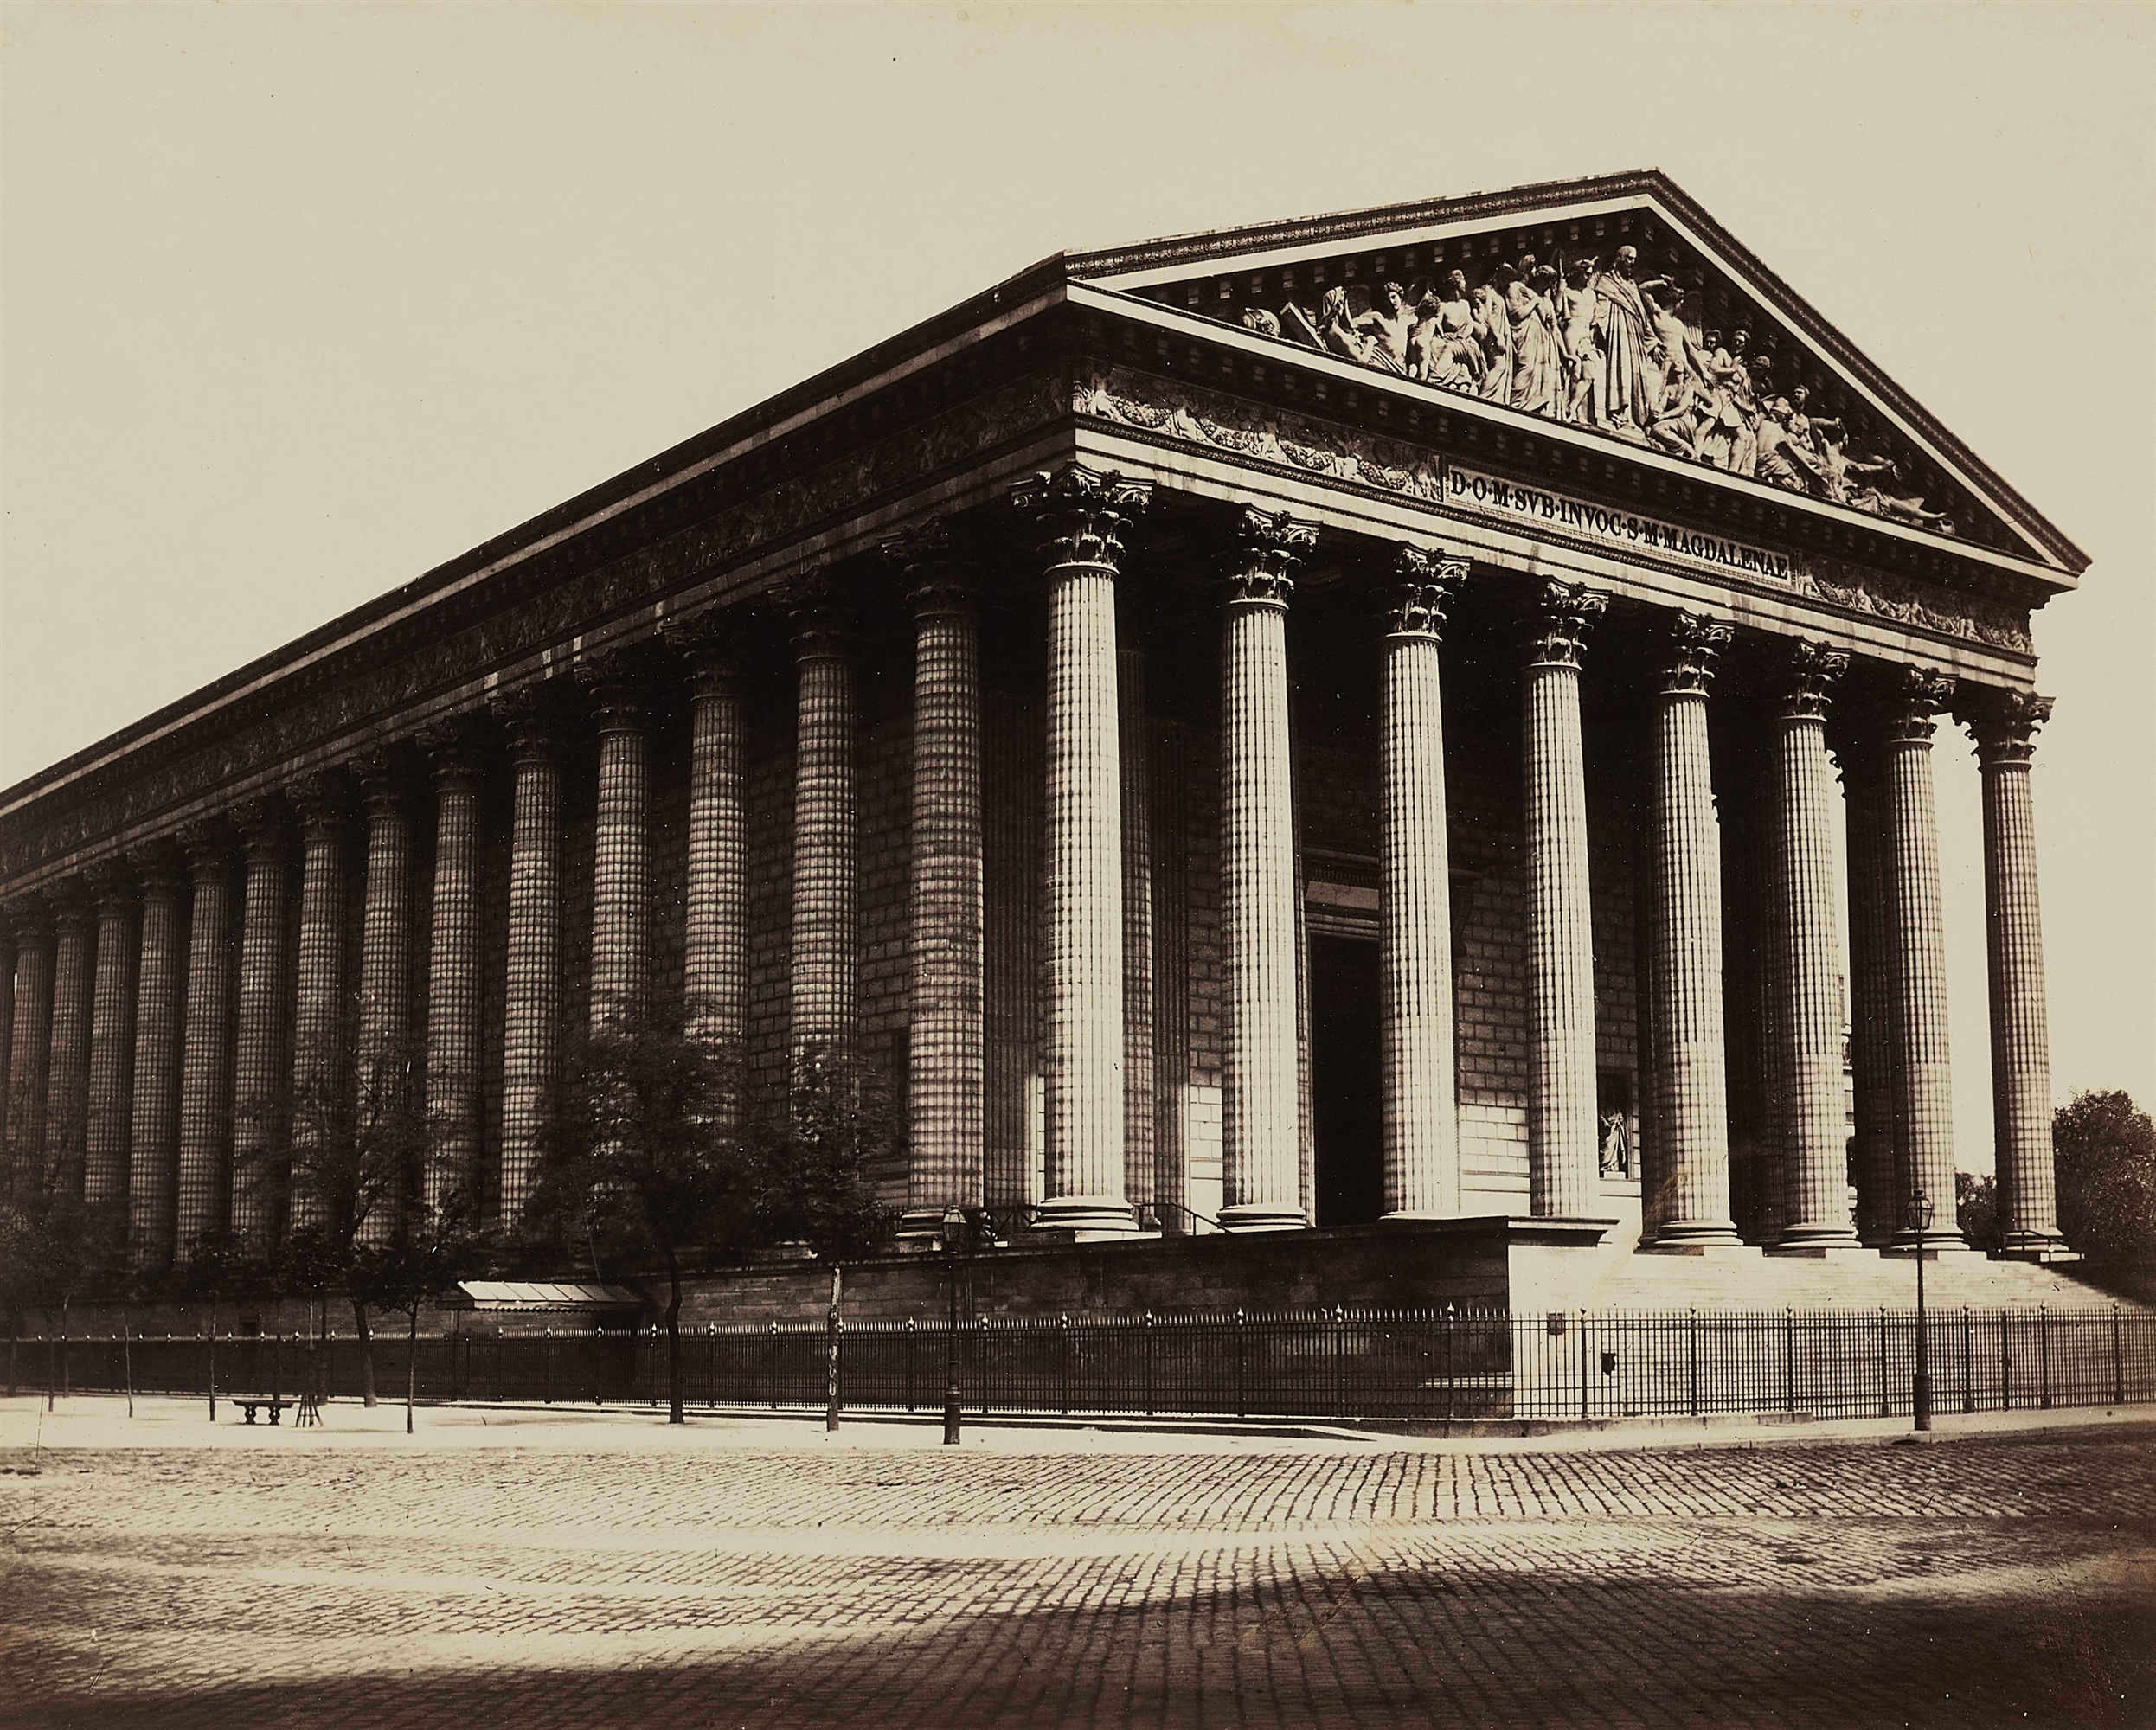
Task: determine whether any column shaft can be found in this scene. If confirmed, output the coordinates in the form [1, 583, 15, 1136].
[1014, 465, 1151, 1235]
[1772, 644, 1858, 1247]
[288, 790, 350, 1235]
[1522, 584, 1606, 1217]
[1973, 695, 2062, 1251]
[44, 896, 97, 1195]
[1120, 641, 1158, 1219]
[1841, 740, 1900, 1246]
[176, 843, 237, 1253]
[790, 613, 857, 1061]
[85, 875, 139, 1207]
[1885, 669, 1965, 1246]
[129, 860, 187, 1265]
[355, 768, 414, 1242]
[1219, 509, 1314, 1233]
[498, 700, 563, 1228]
[1379, 555, 1465, 1218]
[983, 691, 1043, 1222]
[901, 568, 985, 1232]
[4, 910, 55, 1188]
[671, 619, 747, 1124]
[1646, 616, 1741, 1245]
[586, 671, 651, 1028]
[230, 818, 291, 1244]
[424, 729, 485, 1221]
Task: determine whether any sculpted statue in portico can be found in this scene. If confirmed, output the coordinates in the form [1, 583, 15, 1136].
[1555, 255, 1601, 424]
[1589, 245, 1674, 441]
[1408, 270, 1485, 389]
[1505, 257, 1563, 417]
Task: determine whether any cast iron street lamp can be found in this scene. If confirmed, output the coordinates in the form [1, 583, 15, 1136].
[1908, 1189, 1934, 1432]
[940, 1204, 967, 1445]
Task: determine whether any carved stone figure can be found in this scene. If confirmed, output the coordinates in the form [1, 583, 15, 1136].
[1752, 398, 1818, 494]
[1506, 258, 1563, 418]
[1556, 255, 1601, 425]
[1409, 270, 1485, 389]
[1589, 245, 1672, 441]
[1473, 265, 1515, 405]
[1598, 1106, 1631, 1178]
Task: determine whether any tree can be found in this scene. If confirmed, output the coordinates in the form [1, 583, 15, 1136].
[0, 1188, 125, 1400]
[2054, 1091, 2156, 1261]
[745, 1044, 901, 1265]
[1955, 1170, 1999, 1253]
[352, 1215, 489, 1434]
[525, 1005, 754, 1423]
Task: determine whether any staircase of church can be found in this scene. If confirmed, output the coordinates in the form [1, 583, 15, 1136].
[1518, 1246, 2146, 1316]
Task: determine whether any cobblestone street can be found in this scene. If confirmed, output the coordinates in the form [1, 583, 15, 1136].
[3, 1401, 2152, 1728]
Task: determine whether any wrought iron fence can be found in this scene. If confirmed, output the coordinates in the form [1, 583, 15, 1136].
[11, 1305, 2154, 1426]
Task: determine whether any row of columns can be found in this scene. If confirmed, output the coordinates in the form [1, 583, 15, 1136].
[1, 467, 2064, 1261]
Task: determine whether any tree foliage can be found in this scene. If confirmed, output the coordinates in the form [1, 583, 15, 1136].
[2054, 1090, 2156, 1261]
[745, 1045, 901, 1264]
[1955, 1170, 1999, 1253]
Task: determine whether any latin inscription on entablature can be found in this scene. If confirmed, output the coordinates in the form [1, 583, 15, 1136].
[1073, 362, 2031, 656]
[1444, 465, 1795, 585]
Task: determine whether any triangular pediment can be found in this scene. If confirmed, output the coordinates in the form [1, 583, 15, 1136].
[1065, 172, 2081, 582]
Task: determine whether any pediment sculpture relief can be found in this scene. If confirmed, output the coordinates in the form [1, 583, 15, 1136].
[1235, 244, 1960, 538]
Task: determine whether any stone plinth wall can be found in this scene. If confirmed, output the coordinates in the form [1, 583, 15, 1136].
[636, 1220, 1521, 1327]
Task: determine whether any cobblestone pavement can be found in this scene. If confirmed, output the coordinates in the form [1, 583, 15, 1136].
[3, 1418, 2152, 1729]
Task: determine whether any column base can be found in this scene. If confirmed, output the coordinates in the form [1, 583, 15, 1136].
[895, 1212, 951, 1253]
[1030, 1195, 1138, 1240]
[1218, 1203, 1308, 1233]
[2000, 1229, 2075, 1260]
[1767, 1222, 1864, 1254]
[1643, 1221, 1746, 1252]
[1883, 1232, 1979, 1254]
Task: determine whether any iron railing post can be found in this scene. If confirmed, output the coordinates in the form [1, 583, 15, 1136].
[1059, 1315, 1071, 1418]
[1144, 1311, 1156, 1419]
[1336, 1306, 1349, 1423]
[1236, 1310, 1248, 1420]
[1445, 1307, 1457, 1427]
[906, 1316, 916, 1413]
[768, 1320, 780, 1411]
[1877, 1308, 1889, 1418]
[2114, 1304, 2126, 1407]
[1962, 1308, 1973, 1413]
[2039, 1305, 2051, 1410]
[1688, 1309, 1700, 1419]
[2001, 1310, 2012, 1411]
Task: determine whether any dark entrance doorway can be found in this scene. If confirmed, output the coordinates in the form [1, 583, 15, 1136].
[1310, 932, 1384, 1226]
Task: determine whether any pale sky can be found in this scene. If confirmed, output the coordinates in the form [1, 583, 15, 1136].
[3, 3, 2152, 1164]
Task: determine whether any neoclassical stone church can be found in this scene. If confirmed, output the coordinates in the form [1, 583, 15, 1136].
[0, 171, 2084, 1285]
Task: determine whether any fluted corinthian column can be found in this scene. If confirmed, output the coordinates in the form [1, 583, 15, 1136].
[1217, 507, 1315, 1233]
[176, 831, 238, 1254]
[581, 656, 651, 1029]
[4, 902, 55, 1190]
[1011, 465, 1152, 1237]
[1522, 581, 1607, 1217]
[353, 753, 414, 1243]
[230, 806, 291, 1244]
[1379, 549, 1466, 1219]
[497, 689, 564, 1227]
[1644, 614, 1743, 1246]
[1120, 638, 1158, 1221]
[789, 600, 857, 1066]
[660, 612, 747, 1113]
[1884, 666, 1966, 1248]
[1767, 642, 1859, 1248]
[128, 849, 187, 1265]
[44, 887, 98, 1198]
[1838, 730, 1900, 1246]
[85, 865, 139, 1208]
[288, 776, 350, 1235]
[886, 529, 985, 1242]
[1969, 692, 2063, 1253]
[421, 723, 484, 1219]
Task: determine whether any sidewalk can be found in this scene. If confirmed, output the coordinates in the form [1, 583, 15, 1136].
[5, 1388, 2152, 1458]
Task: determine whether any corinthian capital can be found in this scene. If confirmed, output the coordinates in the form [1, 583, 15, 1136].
[1385, 546, 1468, 640]
[1966, 689, 2054, 767]
[1780, 639, 1850, 721]
[882, 518, 979, 618]
[574, 647, 652, 732]
[490, 682, 564, 759]
[1657, 613, 1732, 696]
[1011, 464, 1152, 573]
[417, 716, 485, 788]
[1222, 507, 1319, 608]
[1523, 580, 1607, 668]
[659, 607, 742, 690]
[1883, 663, 1957, 744]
